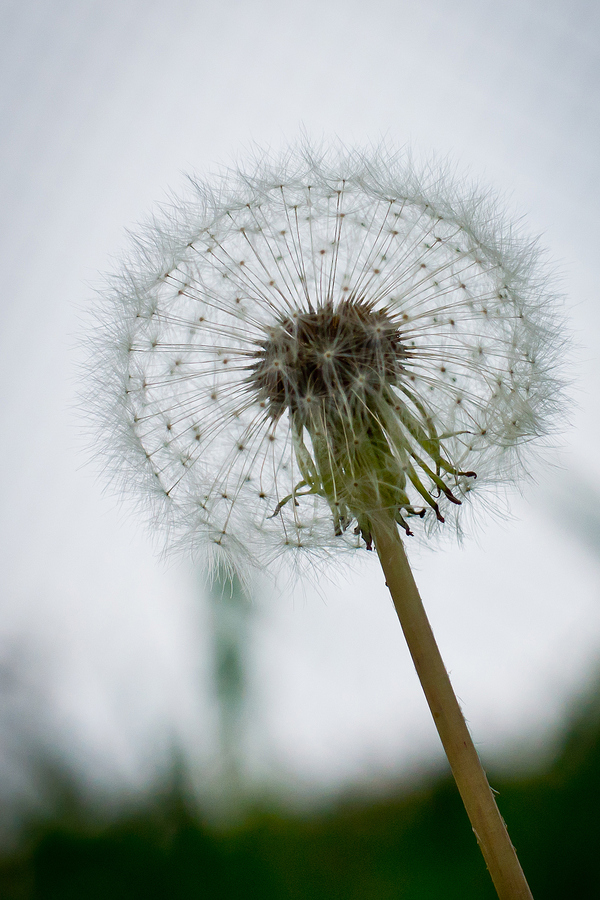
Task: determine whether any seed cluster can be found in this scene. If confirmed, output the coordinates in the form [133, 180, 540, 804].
[250, 300, 404, 420]
[92, 144, 564, 569]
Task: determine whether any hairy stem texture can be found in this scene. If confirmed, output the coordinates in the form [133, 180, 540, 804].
[371, 513, 533, 900]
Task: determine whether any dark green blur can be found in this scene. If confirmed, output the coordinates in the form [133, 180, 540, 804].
[2, 686, 599, 900]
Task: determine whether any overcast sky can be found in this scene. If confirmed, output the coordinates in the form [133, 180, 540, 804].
[1, 0, 600, 827]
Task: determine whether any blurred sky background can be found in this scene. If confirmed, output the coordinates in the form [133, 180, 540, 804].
[1, 0, 600, 841]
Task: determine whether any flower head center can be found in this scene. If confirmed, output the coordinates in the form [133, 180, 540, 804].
[249, 300, 405, 420]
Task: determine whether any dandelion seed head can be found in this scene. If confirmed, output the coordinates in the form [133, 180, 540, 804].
[89, 142, 565, 571]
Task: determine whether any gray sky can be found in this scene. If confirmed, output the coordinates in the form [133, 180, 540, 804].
[1, 0, 600, 822]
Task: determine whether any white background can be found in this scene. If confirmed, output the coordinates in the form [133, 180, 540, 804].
[1, 0, 600, 832]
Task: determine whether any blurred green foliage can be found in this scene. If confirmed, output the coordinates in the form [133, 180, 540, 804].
[206, 564, 248, 803]
[1, 686, 600, 899]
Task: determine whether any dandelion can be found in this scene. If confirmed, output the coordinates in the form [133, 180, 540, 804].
[92, 142, 564, 899]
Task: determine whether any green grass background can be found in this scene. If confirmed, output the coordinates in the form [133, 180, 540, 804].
[2, 686, 599, 900]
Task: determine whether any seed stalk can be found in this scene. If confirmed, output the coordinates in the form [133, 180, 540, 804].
[371, 510, 533, 900]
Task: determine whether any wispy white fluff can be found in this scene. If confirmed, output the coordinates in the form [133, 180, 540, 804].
[86, 141, 566, 575]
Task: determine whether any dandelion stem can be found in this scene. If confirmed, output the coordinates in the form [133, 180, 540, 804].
[371, 511, 533, 900]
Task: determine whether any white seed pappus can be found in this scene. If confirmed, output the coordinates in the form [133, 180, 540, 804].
[91, 144, 564, 571]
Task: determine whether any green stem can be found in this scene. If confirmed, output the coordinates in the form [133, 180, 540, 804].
[370, 510, 533, 900]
